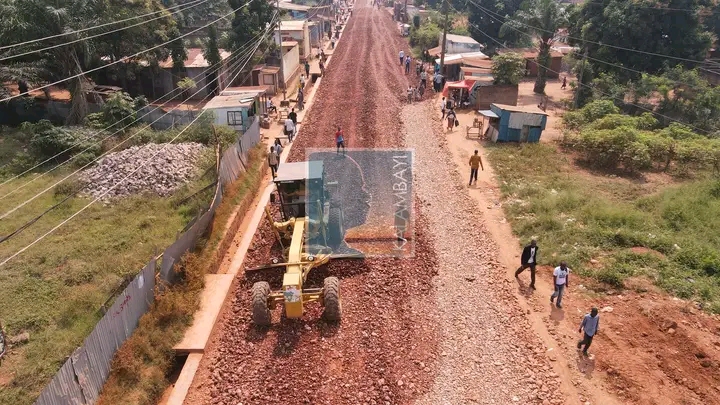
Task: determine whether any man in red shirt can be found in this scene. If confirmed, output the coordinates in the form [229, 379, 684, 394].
[335, 126, 345, 155]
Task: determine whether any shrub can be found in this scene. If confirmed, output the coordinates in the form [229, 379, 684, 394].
[23, 120, 102, 164]
[491, 52, 525, 86]
[409, 22, 440, 50]
[86, 92, 139, 133]
[562, 100, 620, 129]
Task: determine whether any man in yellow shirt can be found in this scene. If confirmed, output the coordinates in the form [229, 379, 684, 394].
[468, 150, 484, 186]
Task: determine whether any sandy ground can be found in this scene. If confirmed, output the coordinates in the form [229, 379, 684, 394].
[442, 82, 720, 405]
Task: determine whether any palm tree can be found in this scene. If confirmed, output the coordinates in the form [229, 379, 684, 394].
[0, 56, 48, 99]
[1, 0, 100, 124]
[500, 0, 567, 94]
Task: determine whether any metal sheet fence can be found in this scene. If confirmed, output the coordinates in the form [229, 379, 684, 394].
[34, 120, 261, 405]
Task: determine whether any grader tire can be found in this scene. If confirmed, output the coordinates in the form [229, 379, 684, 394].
[322, 276, 342, 322]
[251, 281, 272, 326]
[327, 207, 344, 249]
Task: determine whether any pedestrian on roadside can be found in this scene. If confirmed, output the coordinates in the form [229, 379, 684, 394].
[468, 149, 484, 186]
[550, 261, 570, 309]
[407, 86, 413, 103]
[331, 38, 336, 49]
[515, 239, 538, 289]
[274, 138, 283, 157]
[297, 88, 304, 110]
[268, 146, 279, 178]
[319, 60, 325, 76]
[446, 108, 457, 132]
[440, 96, 446, 119]
[399, 50, 405, 66]
[299, 74, 306, 90]
[418, 83, 425, 99]
[433, 72, 443, 92]
[305, 60, 310, 77]
[561, 76, 567, 90]
[284, 116, 296, 142]
[335, 126, 345, 155]
[405, 55, 411, 74]
[420, 69, 427, 88]
[288, 108, 297, 127]
[577, 307, 600, 356]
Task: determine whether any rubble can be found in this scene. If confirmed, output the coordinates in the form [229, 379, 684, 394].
[79, 142, 206, 201]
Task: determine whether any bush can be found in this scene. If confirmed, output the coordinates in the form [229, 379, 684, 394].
[409, 22, 440, 50]
[491, 52, 525, 86]
[562, 100, 620, 129]
[86, 92, 139, 133]
[23, 120, 102, 164]
[576, 126, 650, 172]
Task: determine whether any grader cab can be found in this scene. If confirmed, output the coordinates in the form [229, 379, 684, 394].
[249, 161, 349, 326]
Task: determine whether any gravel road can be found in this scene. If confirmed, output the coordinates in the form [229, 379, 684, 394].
[403, 101, 564, 405]
[185, 3, 442, 405]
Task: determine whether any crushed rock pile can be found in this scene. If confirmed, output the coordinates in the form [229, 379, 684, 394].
[79, 143, 206, 201]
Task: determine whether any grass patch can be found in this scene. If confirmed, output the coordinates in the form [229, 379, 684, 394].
[0, 153, 217, 405]
[96, 144, 266, 405]
[487, 142, 720, 311]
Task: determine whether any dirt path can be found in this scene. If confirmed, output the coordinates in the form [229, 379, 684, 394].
[443, 99, 720, 404]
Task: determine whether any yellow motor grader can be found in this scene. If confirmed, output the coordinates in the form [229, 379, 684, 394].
[248, 161, 358, 326]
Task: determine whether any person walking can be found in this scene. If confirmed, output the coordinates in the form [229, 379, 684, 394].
[446, 108, 457, 132]
[550, 261, 570, 309]
[319, 60, 325, 76]
[297, 88, 304, 110]
[399, 50, 405, 66]
[561, 76, 567, 90]
[433, 72, 443, 92]
[273, 138, 283, 156]
[420, 69, 427, 88]
[299, 74, 306, 90]
[268, 146, 279, 178]
[304, 60, 310, 77]
[468, 150, 484, 186]
[407, 86, 413, 103]
[335, 126, 345, 155]
[288, 108, 297, 128]
[405, 55, 411, 74]
[515, 239, 538, 289]
[284, 116, 296, 142]
[577, 307, 600, 356]
[440, 96, 446, 119]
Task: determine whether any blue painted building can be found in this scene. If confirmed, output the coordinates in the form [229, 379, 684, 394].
[479, 103, 548, 143]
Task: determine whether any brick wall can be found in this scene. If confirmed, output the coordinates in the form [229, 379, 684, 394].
[475, 85, 518, 110]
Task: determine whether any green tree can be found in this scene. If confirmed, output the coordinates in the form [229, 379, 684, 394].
[467, 0, 523, 54]
[409, 22, 441, 50]
[568, 0, 713, 81]
[227, 0, 276, 52]
[500, 0, 567, 94]
[491, 52, 525, 85]
[204, 25, 223, 96]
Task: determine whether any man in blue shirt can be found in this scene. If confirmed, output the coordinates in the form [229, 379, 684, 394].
[577, 307, 600, 356]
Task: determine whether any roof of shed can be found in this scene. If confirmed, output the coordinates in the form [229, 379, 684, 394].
[498, 47, 563, 59]
[445, 33, 482, 46]
[159, 48, 231, 69]
[278, 20, 307, 31]
[203, 94, 257, 109]
[492, 103, 548, 115]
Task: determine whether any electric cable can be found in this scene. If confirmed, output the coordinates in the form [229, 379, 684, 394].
[0, 14, 278, 221]
[0, 0, 208, 51]
[0, 21, 275, 254]
[0, 0, 256, 104]
[0, 0, 210, 62]
[0, 23, 276, 195]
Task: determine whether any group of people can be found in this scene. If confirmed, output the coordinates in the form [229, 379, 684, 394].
[515, 240, 600, 357]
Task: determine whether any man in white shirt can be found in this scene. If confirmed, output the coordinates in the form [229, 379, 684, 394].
[550, 261, 570, 308]
[284, 117, 295, 142]
[515, 239, 538, 289]
[439, 96, 446, 119]
[399, 50, 405, 66]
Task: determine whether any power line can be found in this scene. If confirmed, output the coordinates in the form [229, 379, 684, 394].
[0, 24, 275, 196]
[463, 15, 714, 135]
[0, 0, 206, 51]
[580, 0, 720, 14]
[0, 0, 256, 104]
[465, 0, 720, 70]
[0, 0, 210, 63]
[0, 23, 274, 260]
[0, 16, 278, 221]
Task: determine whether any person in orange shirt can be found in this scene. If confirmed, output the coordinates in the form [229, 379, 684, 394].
[468, 150, 484, 186]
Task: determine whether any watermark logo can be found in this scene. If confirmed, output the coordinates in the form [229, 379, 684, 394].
[303, 148, 415, 258]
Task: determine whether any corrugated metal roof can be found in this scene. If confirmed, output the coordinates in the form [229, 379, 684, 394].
[159, 48, 231, 69]
[498, 48, 564, 59]
[278, 20, 307, 31]
[203, 94, 257, 109]
[492, 103, 548, 115]
[282, 41, 299, 47]
[445, 33, 481, 45]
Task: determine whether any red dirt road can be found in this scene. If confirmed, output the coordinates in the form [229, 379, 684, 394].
[185, 4, 441, 405]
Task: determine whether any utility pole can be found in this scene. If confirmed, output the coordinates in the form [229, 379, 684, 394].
[573, 47, 588, 109]
[276, 0, 287, 101]
[439, 0, 449, 74]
